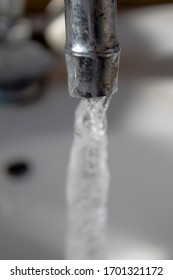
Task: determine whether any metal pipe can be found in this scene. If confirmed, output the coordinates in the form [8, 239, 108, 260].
[64, 0, 120, 98]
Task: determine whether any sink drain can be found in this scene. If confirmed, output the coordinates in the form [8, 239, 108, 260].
[6, 161, 30, 178]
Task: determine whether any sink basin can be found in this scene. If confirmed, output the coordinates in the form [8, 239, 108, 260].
[0, 4, 173, 259]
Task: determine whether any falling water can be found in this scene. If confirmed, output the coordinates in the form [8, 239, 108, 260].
[66, 96, 111, 259]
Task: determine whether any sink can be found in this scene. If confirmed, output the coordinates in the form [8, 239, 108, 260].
[0, 4, 173, 259]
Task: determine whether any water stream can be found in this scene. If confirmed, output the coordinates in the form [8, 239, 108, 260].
[66, 96, 111, 259]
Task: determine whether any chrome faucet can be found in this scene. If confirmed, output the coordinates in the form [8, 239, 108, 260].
[64, 0, 120, 98]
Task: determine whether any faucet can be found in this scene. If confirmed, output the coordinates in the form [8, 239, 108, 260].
[64, 0, 120, 98]
[0, 0, 53, 104]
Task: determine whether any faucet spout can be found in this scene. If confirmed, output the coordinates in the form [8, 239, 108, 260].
[64, 0, 120, 98]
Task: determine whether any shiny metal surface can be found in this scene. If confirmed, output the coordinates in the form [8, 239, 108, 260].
[64, 0, 120, 98]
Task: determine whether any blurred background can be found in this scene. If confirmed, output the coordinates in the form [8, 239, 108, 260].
[0, 0, 173, 259]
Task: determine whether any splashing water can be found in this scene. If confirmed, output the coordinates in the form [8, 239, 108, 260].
[66, 96, 111, 259]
